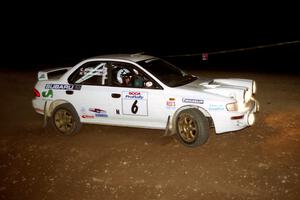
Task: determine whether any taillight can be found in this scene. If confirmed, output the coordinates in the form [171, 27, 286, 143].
[33, 88, 40, 97]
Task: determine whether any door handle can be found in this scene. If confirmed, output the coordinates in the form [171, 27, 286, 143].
[111, 93, 121, 98]
[66, 90, 73, 95]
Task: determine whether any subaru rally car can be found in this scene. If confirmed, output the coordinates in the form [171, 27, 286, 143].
[32, 54, 259, 147]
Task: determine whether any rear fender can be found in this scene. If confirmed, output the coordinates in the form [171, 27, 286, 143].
[47, 99, 71, 117]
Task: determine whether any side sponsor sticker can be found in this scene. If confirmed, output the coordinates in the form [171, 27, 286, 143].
[89, 108, 108, 117]
[182, 98, 204, 104]
[80, 107, 94, 119]
[209, 104, 224, 111]
[81, 115, 94, 119]
[45, 84, 81, 90]
[42, 89, 53, 98]
[166, 98, 176, 109]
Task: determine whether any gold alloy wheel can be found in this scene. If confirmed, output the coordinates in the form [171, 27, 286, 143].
[54, 109, 74, 134]
[178, 113, 198, 142]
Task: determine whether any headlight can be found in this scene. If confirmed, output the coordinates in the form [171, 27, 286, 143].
[244, 90, 251, 102]
[226, 102, 238, 111]
[252, 81, 257, 94]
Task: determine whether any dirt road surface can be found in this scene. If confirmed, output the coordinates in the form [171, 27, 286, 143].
[0, 70, 299, 200]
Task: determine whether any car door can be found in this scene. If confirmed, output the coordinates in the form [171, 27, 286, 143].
[106, 61, 169, 129]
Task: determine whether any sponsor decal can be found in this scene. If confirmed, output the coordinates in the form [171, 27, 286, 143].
[182, 98, 204, 104]
[124, 91, 145, 100]
[80, 107, 94, 118]
[45, 84, 81, 90]
[166, 98, 176, 109]
[89, 108, 108, 117]
[166, 101, 175, 107]
[209, 104, 224, 111]
[42, 89, 53, 98]
[81, 115, 94, 119]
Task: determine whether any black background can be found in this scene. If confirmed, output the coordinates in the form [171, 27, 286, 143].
[2, 3, 299, 73]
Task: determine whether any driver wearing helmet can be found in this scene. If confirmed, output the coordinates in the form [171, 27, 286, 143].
[113, 68, 133, 87]
[114, 67, 144, 87]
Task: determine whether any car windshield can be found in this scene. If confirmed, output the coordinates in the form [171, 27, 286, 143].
[137, 58, 197, 87]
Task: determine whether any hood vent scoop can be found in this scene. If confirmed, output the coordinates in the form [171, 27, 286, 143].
[208, 80, 214, 84]
[200, 80, 219, 88]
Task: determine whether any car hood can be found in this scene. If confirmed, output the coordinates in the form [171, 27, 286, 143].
[178, 77, 253, 102]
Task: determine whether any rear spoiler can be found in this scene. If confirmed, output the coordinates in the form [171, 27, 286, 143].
[38, 67, 71, 81]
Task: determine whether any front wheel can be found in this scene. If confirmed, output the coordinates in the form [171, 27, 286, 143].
[176, 109, 209, 147]
[51, 103, 82, 135]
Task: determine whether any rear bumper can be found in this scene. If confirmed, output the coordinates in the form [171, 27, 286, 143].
[32, 98, 45, 115]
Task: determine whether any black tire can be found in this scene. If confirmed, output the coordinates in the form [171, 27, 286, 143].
[51, 103, 82, 136]
[176, 109, 209, 147]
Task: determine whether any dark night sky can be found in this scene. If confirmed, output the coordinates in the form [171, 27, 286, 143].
[2, 4, 299, 73]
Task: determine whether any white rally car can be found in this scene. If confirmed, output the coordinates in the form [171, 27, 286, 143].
[32, 54, 259, 147]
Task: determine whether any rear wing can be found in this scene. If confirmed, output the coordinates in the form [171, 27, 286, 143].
[38, 67, 71, 81]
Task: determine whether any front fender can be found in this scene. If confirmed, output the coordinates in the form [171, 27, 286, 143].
[168, 105, 211, 135]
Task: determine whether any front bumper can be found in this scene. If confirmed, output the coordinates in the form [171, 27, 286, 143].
[214, 98, 259, 134]
[236, 98, 259, 126]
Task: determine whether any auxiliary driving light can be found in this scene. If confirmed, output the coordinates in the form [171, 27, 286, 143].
[248, 113, 255, 126]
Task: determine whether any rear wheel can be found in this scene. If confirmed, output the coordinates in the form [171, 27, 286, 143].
[176, 109, 209, 147]
[51, 103, 82, 135]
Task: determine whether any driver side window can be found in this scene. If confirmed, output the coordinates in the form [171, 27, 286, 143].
[110, 62, 161, 89]
[110, 62, 141, 88]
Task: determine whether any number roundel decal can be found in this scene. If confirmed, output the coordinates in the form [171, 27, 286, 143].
[122, 91, 148, 116]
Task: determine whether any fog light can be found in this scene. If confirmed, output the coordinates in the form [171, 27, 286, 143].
[252, 81, 257, 94]
[248, 113, 255, 126]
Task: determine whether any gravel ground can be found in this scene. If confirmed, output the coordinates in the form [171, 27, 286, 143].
[0, 70, 299, 200]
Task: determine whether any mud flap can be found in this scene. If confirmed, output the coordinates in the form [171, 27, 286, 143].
[43, 101, 48, 128]
[163, 116, 171, 136]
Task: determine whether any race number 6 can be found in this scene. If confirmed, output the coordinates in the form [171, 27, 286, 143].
[131, 100, 138, 114]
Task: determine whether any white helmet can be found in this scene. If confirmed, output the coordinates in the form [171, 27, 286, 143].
[116, 68, 131, 84]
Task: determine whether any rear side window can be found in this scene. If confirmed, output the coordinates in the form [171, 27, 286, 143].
[68, 61, 108, 86]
